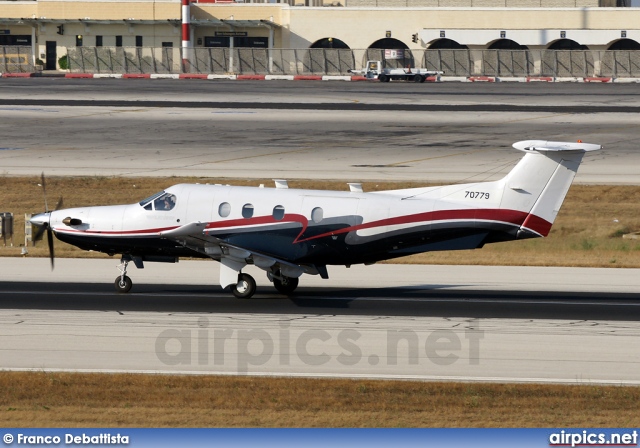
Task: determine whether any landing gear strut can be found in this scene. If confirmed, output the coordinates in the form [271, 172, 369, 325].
[114, 259, 132, 293]
[231, 273, 256, 299]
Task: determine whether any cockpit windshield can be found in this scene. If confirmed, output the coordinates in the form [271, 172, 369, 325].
[139, 191, 177, 211]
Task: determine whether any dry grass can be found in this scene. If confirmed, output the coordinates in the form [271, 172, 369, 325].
[0, 372, 638, 427]
[2, 176, 640, 267]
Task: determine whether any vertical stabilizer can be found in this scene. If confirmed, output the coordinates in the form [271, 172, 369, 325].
[500, 140, 600, 238]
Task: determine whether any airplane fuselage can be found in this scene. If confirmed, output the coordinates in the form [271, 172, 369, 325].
[50, 181, 535, 267]
[31, 140, 601, 298]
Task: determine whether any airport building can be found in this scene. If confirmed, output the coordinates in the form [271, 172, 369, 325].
[1, 0, 640, 70]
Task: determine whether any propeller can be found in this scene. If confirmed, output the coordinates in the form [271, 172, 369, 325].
[32, 173, 63, 270]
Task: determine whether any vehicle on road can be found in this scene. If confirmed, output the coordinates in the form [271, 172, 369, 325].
[350, 60, 443, 82]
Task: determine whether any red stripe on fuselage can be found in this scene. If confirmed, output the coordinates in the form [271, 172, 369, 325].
[204, 213, 309, 233]
[53, 209, 552, 242]
[521, 213, 553, 237]
[54, 225, 180, 236]
[295, 209, 548, 243]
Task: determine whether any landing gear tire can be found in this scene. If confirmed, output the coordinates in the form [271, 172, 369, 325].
[273, 276, 299, 295]
[232, 273, 256, 299]
[114, 275, 132, 294]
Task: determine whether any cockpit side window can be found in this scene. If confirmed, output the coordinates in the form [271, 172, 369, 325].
[154, 193, 177, 211]
[139, 191, 177, 211]
[139, 191, 165, 207]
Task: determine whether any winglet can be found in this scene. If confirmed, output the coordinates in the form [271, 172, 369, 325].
[512, 140, 601, 153]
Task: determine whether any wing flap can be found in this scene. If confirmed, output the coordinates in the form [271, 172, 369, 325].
[160, 221, 307, 285]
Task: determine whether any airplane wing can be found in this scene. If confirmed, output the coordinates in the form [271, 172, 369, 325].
[159, 222, 314, 288]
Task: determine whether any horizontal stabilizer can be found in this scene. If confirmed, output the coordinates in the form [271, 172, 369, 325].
[512, 140, 601, 153]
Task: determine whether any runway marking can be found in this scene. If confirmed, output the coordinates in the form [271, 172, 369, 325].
[189, 148, 310, 165]
[1, 290, 638, 307]
[144, 149, 309, 173]
[57, 108, 151, 119]
[384, 148, 494, 167]
[499, 112, 576, 124]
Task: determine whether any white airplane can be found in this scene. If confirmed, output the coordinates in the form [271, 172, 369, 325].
[31, 140, 600, 299]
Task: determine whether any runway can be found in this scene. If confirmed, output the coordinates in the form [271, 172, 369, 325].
[1, 81, 639, 385]
[1, 259, 639, 384]
[1, 80, 639, 183]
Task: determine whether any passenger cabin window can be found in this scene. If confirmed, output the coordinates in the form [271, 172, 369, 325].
[242, 204, 254, 219]
[218, 202, 231, 218]
[311, 207, 323, 223]
[139, 191, 176, 211]
[273, 205, 285, 221]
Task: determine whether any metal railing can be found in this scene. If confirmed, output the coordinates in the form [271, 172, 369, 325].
[2, 46, 640, 78]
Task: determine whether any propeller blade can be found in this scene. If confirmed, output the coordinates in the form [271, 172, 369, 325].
[35, 173, 56, 268]
[33, 222, 47, 243]
[47, 227, 55, 270]
[55, 196, 64, 211]
[41, 172, 49, 213]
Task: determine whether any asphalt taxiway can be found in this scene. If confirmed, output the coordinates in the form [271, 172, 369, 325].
[1, 259, 638, 384]
[1, 80, 639, 183]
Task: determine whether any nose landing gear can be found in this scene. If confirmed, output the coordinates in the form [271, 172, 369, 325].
[114, 258, 133, 293]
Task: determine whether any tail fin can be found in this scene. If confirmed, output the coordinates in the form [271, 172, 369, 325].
[500, 140, 600, 238]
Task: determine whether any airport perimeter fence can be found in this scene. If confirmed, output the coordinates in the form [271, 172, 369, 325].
[0, 46, 35, 73]
[2, 46, 640, 78]
[64, 47, 640, 77]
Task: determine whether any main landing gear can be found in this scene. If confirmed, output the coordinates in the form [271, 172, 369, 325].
[231, 272, 300, 299]
[231, 273, 257, 299]
[114, 258, 133, 293]
[111, 257, 301, 299]
[273, 275, 299, 295]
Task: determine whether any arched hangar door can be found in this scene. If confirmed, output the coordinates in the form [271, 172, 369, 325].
[601, 39, 640, 77]
[310, 38, 350, 49]
[608, 38, 640, 50]
[484, 39, 531, 77]
[423, 39, 470, 77]
[366, 38, 413, 69]
[543, 39, 592, 77]
[305, 38, 353, 74]
[427, 38, 469, 50]
[488, 39, 528, 50]
[547, 39, 589, 50]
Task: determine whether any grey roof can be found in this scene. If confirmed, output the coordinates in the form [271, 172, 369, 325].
[0, 18, 281, 28]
